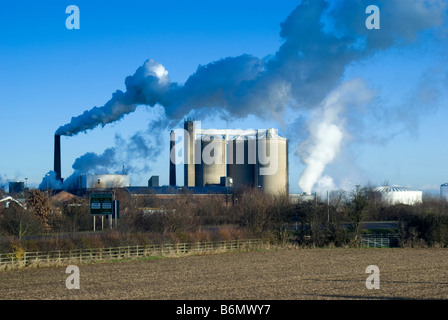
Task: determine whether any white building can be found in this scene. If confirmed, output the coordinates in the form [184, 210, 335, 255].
[374, 186, 422, 206]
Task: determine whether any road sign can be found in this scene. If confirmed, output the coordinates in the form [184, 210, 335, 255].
[90, 193, 113, 215]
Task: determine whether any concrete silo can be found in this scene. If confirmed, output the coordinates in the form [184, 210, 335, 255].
[180, 120, 288, 194]
[256, 129, 288, 195]
[195, 135, 226, 186]
[226, 136, 256, 189]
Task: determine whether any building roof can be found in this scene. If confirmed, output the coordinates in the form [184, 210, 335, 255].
[374, 186, 421, 193]
[51, 191, 78, 203]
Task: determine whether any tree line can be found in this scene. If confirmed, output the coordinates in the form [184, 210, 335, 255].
[0, 185, 447, 253]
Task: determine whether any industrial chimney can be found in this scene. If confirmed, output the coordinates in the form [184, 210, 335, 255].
[54, 134, 62, 182]
[169, 130, 176, 186]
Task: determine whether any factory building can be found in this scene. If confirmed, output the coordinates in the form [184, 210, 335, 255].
[9, 181, 25, 194]
[171, 120, 289, 195]
[52, 120, 288, 196]
[373, 185, 422, 206]
[74, 174, 130, 190]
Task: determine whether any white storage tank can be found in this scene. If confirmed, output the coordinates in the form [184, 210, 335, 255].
[374, 185, 422, 206]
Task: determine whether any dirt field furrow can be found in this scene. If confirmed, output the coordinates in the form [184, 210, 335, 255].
[1, 248, 447, 300]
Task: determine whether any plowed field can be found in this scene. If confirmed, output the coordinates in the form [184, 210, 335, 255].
[1, 248, 447, 300]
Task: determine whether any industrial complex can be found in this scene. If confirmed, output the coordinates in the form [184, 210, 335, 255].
[3, 119, 445, 207]
[51, 120, 289, 197]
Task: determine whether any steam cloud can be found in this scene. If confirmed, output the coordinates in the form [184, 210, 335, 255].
[50, 0, 447, 191]
[297, 79, 375, 194]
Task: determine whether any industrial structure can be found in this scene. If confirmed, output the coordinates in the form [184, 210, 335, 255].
[441, 183, 448, 200]
[53, 134, 129, 192]
[9, 181, 25, 194]
[74, 174, 130, 190]
[54, 135, 62, 182]
[50, 120, 288, 195]
[169, 120, 289, 195]
[373, 185, 422, 206]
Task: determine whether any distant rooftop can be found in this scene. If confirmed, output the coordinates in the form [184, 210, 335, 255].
[374, 186, 421, 193]
[126, 185, 233, 195]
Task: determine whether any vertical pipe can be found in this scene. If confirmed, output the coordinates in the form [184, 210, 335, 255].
[54, 134, 62, 181]
[169, 130, 176, 186]
[184, 120, 196, 187]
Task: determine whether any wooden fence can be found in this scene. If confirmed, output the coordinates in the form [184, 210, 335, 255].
[361, 237, 390, 248]
[0, 239, 263, 268]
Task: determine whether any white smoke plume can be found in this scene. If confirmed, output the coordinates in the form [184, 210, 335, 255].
[39, 171, 63, 191]
[51, 0, 447, 190]
[44, 116, 169, 190]
[297, 79, 375, 194]
[55, 60, 171, 136]
[55, 0, 447, 135]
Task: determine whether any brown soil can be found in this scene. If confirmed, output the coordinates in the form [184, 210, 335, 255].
[1, 247, 447, 300]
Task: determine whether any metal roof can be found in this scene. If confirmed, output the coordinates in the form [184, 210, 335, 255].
[374, 186, 421, 193]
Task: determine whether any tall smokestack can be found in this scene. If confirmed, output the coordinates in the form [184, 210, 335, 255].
[184, 120, 196, 187]
[54, 135, 62, 181]
[169, 130, 176, 186]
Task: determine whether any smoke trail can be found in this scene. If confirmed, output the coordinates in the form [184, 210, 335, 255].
[53, 0, 447, 190]
[56, 0, 447, 136]
[38, 171, 63, 190]
[62, 0, 446, 133]
[55, 60, 171, 136]
[46, 115, 171, 190]
[297, 79, 375, 194]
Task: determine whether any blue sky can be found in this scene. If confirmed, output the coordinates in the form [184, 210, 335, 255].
[1, 0, 447, 195]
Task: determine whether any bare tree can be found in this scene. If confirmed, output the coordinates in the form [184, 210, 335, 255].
[0, 203, 44, 239]
[26, 189, 52, 231]
[344, 184, 373, 244]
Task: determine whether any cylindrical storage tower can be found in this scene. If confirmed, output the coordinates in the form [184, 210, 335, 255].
[256, 132, 288, 195]
[195, 135, 226, 186]
[441, 183, 448, 200]
[226, 137, 256, 189]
